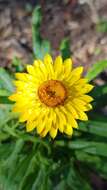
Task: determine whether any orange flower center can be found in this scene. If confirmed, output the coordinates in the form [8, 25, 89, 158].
[38, 80, 67, 107]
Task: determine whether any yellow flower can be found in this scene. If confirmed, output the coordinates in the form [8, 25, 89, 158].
[9, 54, 94, 139]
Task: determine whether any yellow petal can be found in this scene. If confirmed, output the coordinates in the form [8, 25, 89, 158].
[67, 112, 78, 129]
[27, 109, 41, 122]
[44, 54, 54, 78]
[71, 66, 83, 75]
[14, 82, 38, 94]
[47, 118, 52, 131]
[71, 116, 78, 129]
[26, 121, 37, 132]
[59, 105, 78, 128]
[55, 108, 66, 125]
[51, 109, 56, 125]
[34, 109, 49, 134]
[66, 66, 83, 85]
[34, 60, 48, 80]
[19, 113, 29, 122]
[63, 58, 72, 77]
[27, 64, 43, 81]
[40, 128, 49, 138]
[12, 104, 26, 112]
[75, 78, 87, 86]
[26, 65, 36, 75]
[55, 108, 66, 133]
[59, 124, 64, 133]
[15, 73, 28, 81]
[9, 93, 18, 101]
[78, 111, 88, 121]
[65, 103, 79, 119]
[34, 61, 45, 79]
[64, 124, 73, 136]
[36, 114, 48, 134]
[57, 116, 64, 133]
[71, 101, 88, 121]
[79, 95, 94, 103]
[44, 54, 53, 65]
[19, 106, 41, 122]
[84, 104, 93, 111]
[72, 100, 86, 115]
[13, 81, 30, 89]
[73, 98, 86, 106]
[75, 103, 92, 112]
[54, 110, 64, 133]
[49, 126, 57, 139]
[37, 124, 45, 134]
[68, 66, 83, 82]
[54, 55, 63, 78]
[79, 84, 94, 94]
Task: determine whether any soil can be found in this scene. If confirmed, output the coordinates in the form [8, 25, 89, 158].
[0, 0, 107, 189]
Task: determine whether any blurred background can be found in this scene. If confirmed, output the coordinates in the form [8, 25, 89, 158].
[0, 0, 107, 75]
[0, 0, 107, 189]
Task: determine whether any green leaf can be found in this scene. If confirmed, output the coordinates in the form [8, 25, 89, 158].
[79, 120, 107, 137]
[18, 151, 52, 190]
[89, 112, 107, 122]
[75, 150, 101, 164]
[60, 38, 71, 60]
[55, 180, 67, 190]
[0, 143, 14, 160]
[41, 40, 51, 58]
[0, 96, 13, 104]
[54, 159, 92, 190]
[12, 57, 24, 72]
[4, 139, 24, 167]
[0, 89, 11, 96]
[32, 6, 51, 59]
[91, 84, 107, 98]
[0, 132, 9, 141]
[90, 84, 107, 107]
[0, 68, 14, 92]
[19, 154, 39, 190]
[0, 143, 16, 190]
[32, 6, 42, 27]
[96, 20, 107, 33]
[0, 140, 25, 190]
[68, 140, 107, 157]
[86, 60, 107, 81]
[75, 151, 107, 179]
[31, 165, 52, 190]
[0, 105, 17, 129]
[67, 162, 92, 190]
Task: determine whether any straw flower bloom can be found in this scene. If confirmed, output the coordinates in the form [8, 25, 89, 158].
[9, 54, 94, 139]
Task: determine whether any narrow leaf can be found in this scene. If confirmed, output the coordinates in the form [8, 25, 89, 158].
[32, 6, 51, 59]
[0, 68, 14, 92]
[79, 120, 107, 137]
[86, 60, 107, 81]
[68, 140, 107, 157]
[60, 38, 71, 60]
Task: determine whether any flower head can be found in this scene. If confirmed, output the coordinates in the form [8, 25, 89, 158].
[9, 54, 94, 139]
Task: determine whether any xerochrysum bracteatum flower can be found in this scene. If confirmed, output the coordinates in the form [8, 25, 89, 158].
[9, 54, 94, 139]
